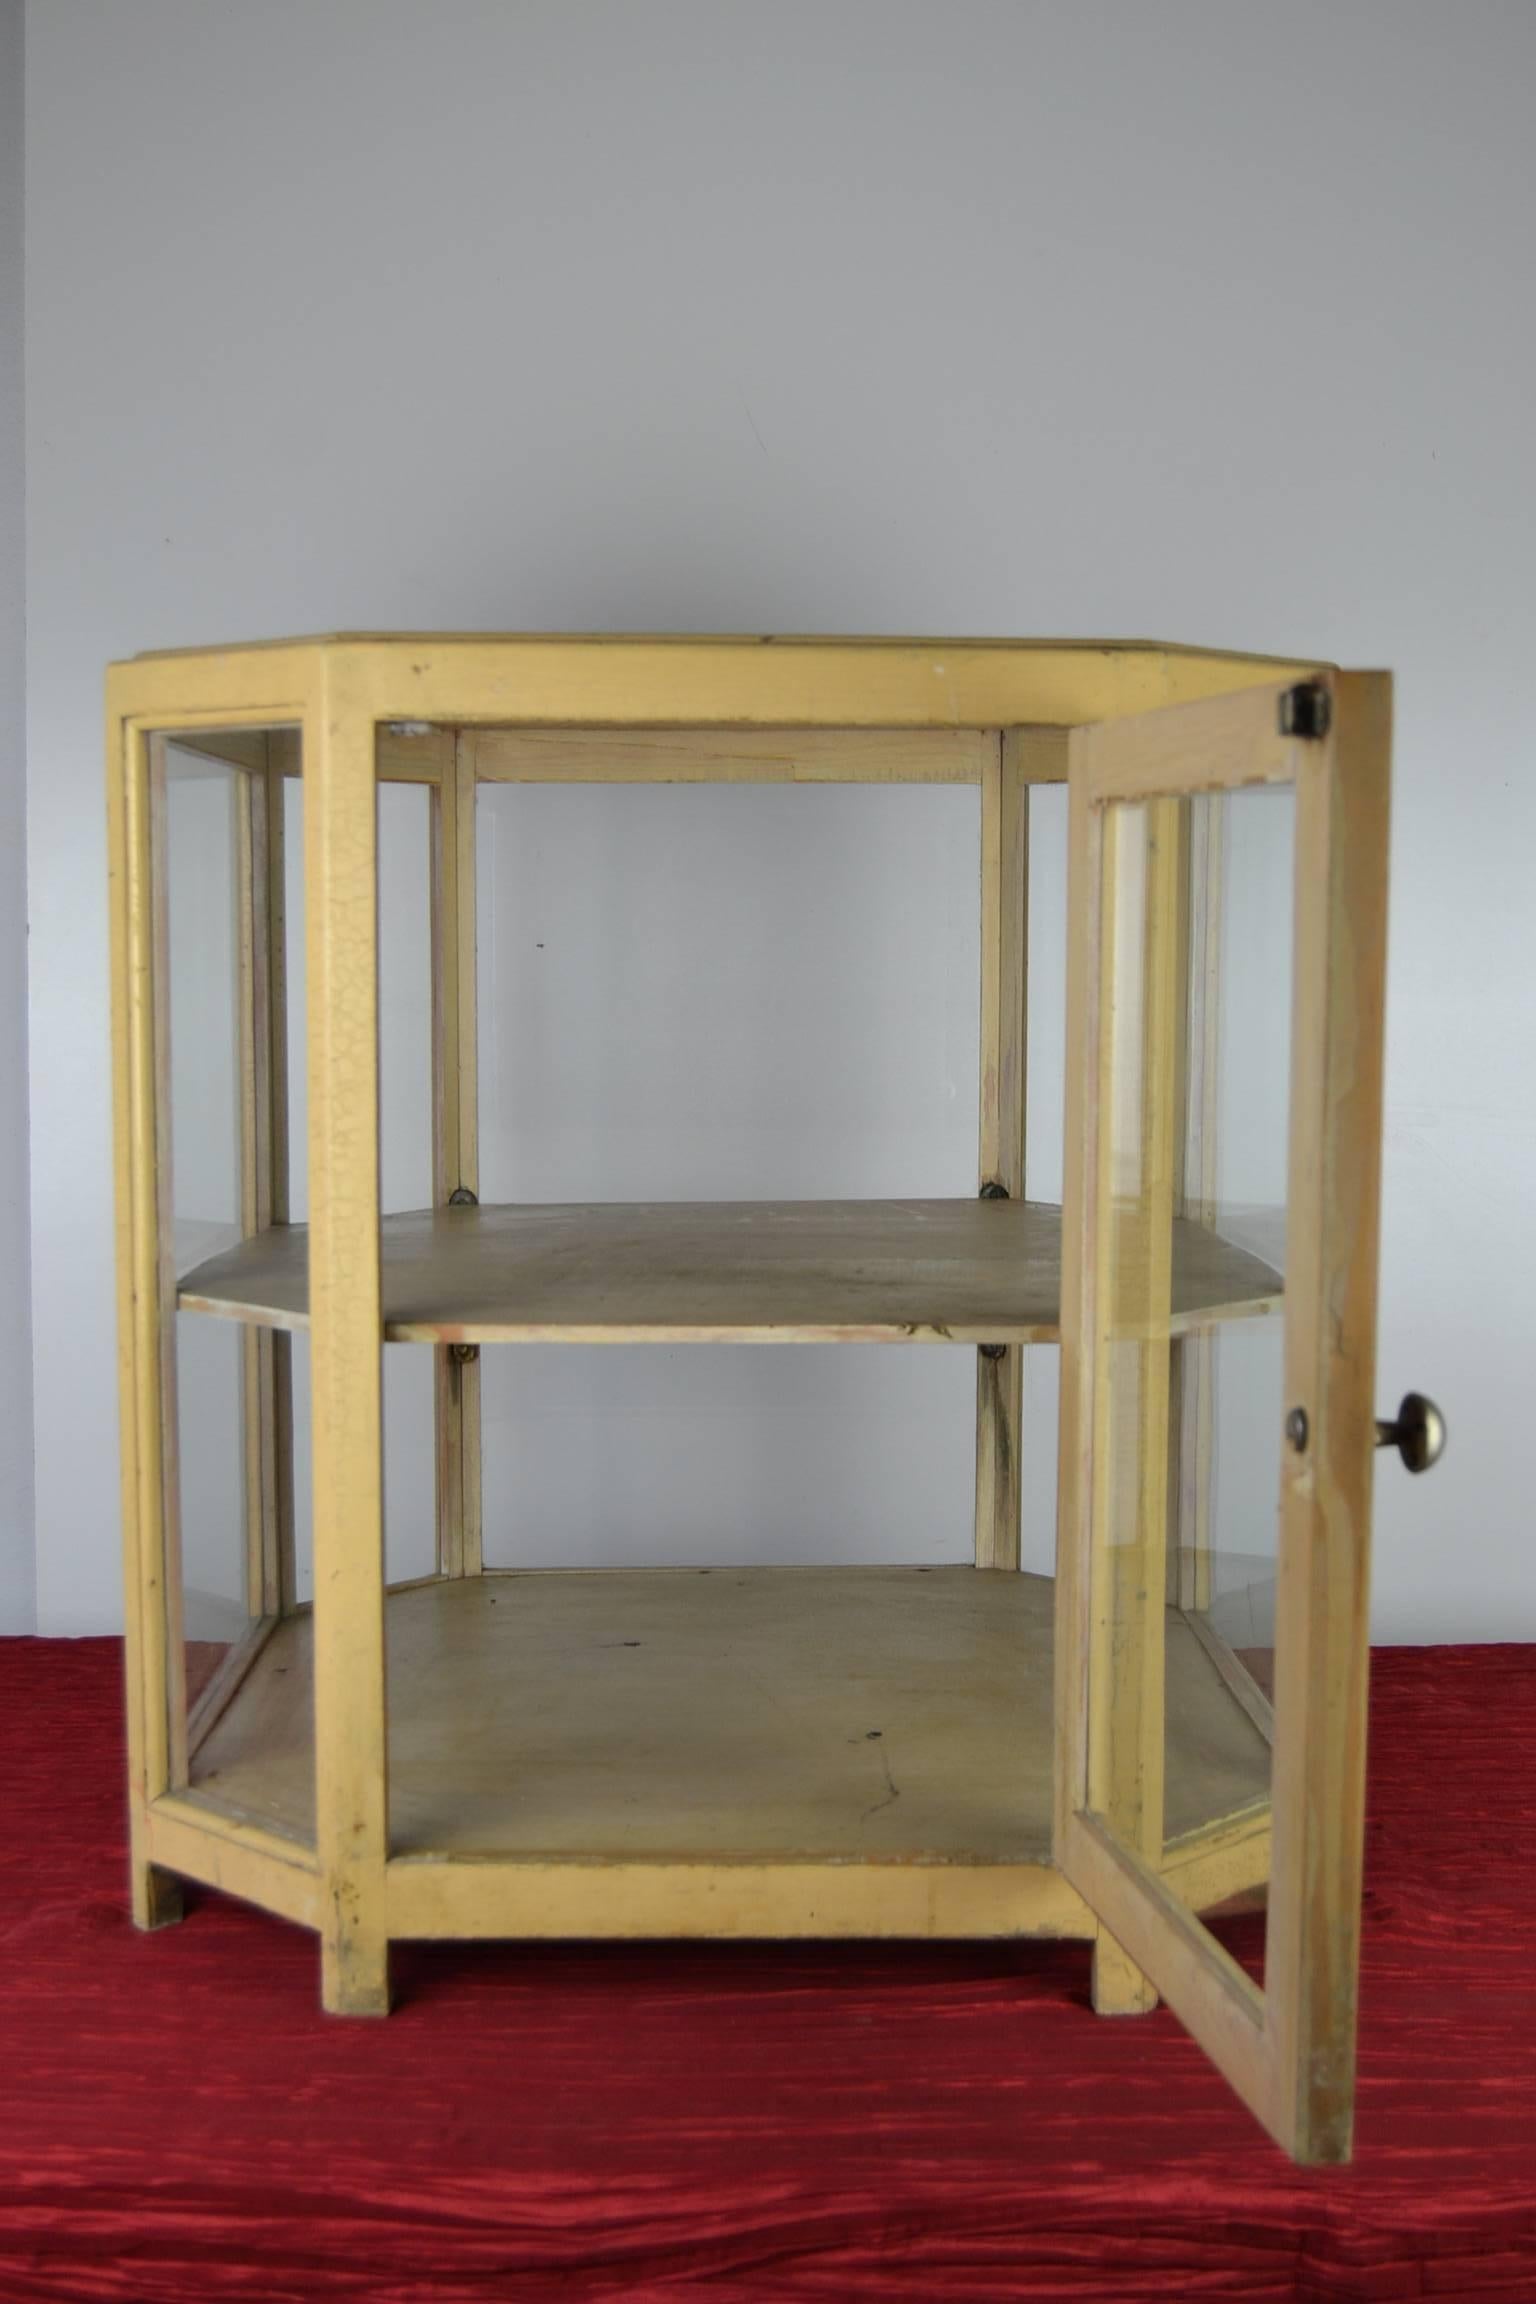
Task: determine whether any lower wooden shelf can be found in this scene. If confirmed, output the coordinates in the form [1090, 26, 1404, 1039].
[175, 1197, 1283, 1345]
[185, 1569, 1271, 1901]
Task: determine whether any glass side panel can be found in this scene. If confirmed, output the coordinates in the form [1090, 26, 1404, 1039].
[378, 782, 434, 1221]
[378, 783, 437, 1585]
[162, 744, 251, 1743]
[157, 730, 312, 1841]
[173, 1310, 247, 1714]
[165, 751, 241, 1245]
[1088, 782, 1294, 1979]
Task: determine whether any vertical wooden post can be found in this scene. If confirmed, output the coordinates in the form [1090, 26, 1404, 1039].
[975, 732, 1029, 1569]
[108, 717, 184, 1929]
[307, 666, 390, 2015]
[430, 731, 482, 1578]
[1087, 796, 1179, 2013]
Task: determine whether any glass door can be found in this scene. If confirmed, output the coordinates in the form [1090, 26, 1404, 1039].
[1055, 672, 1391, 2163]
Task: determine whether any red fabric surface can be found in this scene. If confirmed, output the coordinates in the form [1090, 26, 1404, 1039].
[1, 1640, 1534, 2303]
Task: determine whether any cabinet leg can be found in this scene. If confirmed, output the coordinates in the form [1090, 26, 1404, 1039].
[132, 1860, 184, 1933]
[1092, 1929, 1159, 2016]
[321, 1922, 392, 2017]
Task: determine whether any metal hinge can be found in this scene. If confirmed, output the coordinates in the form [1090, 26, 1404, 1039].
[1279, 681, 1331, 741]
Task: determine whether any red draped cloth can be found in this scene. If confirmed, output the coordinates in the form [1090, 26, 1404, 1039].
[1, 1640, 1532, 2302]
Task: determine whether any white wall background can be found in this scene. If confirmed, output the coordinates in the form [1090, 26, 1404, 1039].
[0, 0, 32, 1635]
[19, 0, 1536, 1639]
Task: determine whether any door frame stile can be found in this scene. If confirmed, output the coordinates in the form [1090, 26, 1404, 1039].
[1264, 671, 1391, 2163]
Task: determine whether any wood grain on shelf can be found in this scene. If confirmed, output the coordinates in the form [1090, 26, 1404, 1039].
[176, 1197, 1283, 1347]
[188, 1568, 1271, 1867]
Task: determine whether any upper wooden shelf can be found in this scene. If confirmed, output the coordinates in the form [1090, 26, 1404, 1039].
[177, 1198, 1282, 1347]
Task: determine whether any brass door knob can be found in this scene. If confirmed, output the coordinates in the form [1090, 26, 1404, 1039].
[1375, 1392, 1446, 1474]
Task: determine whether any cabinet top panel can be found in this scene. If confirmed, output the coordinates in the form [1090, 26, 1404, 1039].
[107, 634, 1335, 732]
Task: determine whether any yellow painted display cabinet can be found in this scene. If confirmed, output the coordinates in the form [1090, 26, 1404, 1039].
[107, 634, 1442, 2163]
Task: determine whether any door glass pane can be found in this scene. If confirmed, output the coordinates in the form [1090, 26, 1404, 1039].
[1089, 782, 1294, 1979]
